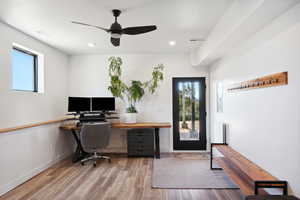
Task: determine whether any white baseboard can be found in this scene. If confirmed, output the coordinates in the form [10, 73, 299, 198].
[0, 151, 72, 197]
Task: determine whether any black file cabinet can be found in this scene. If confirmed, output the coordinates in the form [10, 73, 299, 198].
[127, 128, 154, 157]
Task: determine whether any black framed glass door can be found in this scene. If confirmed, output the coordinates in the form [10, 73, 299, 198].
[172, 77, 207, 150]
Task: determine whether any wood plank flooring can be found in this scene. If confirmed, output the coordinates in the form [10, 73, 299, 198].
[0, 154, 245, 200]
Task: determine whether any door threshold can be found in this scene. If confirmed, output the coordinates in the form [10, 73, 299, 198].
[172, 150, 210, 153]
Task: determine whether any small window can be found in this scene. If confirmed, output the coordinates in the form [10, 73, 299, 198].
[12, 47, 38, 92]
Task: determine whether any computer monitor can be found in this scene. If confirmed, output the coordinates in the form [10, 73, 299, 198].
[68, 97, 91, 112]
[92, 97, 115, 111]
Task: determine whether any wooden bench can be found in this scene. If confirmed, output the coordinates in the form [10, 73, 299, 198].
[210, 143, 287, 196]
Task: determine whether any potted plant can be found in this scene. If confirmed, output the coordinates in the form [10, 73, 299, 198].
[108, 56, 164, 123]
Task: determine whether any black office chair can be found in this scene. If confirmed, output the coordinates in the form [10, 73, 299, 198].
[79, 122, 111, 167]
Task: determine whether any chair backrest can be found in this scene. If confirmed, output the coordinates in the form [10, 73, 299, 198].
[80, 122, 111, 152]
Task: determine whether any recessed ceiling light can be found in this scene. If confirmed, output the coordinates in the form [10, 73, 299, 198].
[88, 43, 96, 47]
[169, 41, 176, 46]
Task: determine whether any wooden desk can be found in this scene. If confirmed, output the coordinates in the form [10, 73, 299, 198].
[60, 122, 171, 162]
[61, 122, 171, 130]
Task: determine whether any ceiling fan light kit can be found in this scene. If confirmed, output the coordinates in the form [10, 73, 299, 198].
[72, 9, 157, 47]
[111, 33, 121, 39]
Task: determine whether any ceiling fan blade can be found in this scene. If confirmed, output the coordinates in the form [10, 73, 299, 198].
[111, 37, 120, 46]
[71, 21, 109, 32]
[122, 25, 157, 35]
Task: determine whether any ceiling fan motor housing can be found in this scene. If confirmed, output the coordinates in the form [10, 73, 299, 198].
[110, 22, 122, 38]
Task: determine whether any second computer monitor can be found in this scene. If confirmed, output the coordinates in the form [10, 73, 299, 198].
[92, 97, 115, 111]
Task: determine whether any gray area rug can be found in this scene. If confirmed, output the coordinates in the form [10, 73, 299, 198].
[152, 156, 239, 189]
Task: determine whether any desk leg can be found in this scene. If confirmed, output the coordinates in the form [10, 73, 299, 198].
[71, 130, 88, 163]
[154, 128, 160, 159]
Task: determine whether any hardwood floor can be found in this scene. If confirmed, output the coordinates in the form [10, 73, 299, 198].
[0, 154, 245, 200]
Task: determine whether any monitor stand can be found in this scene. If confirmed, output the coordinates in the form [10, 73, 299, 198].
[79, 112, 106, 123]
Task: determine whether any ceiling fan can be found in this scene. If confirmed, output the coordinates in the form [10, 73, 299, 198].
[71, 9, 157, 47]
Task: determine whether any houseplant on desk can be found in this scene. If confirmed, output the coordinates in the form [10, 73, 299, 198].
[108, 56, 164, 123]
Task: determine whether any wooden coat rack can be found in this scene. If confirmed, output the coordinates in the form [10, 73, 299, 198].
[228, 72, 288, 92]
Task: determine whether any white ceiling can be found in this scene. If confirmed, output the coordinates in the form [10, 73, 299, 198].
[0, 0, 233, 55]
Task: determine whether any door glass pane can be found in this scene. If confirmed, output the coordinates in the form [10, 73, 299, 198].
[178, 81, 200, 141]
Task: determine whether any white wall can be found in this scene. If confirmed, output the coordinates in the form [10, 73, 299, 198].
[210, 23, 300, 196]
[69, 54, 209, 152]
[0, 22, 73, 195]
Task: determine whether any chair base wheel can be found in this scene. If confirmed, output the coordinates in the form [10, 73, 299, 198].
[79, 153, 111, 166]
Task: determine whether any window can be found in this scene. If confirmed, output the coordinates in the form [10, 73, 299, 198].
[12, 47, 38, 92]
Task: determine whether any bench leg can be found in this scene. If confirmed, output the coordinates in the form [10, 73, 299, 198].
[254, 180, 288, 195]
[210, 143, 223, 170]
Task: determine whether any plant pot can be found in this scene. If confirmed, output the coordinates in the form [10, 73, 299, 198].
[123, 113, 137, 123]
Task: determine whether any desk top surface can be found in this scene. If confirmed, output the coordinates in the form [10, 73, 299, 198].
[60, 122, 171, 131]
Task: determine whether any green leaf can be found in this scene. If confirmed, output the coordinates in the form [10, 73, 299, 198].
[147, 64, 164, 94]
[128, 80, 145, 103]
[107, 57, 126, 100]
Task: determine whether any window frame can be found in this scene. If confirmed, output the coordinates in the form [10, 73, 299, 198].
[12, 46, 39, 92]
